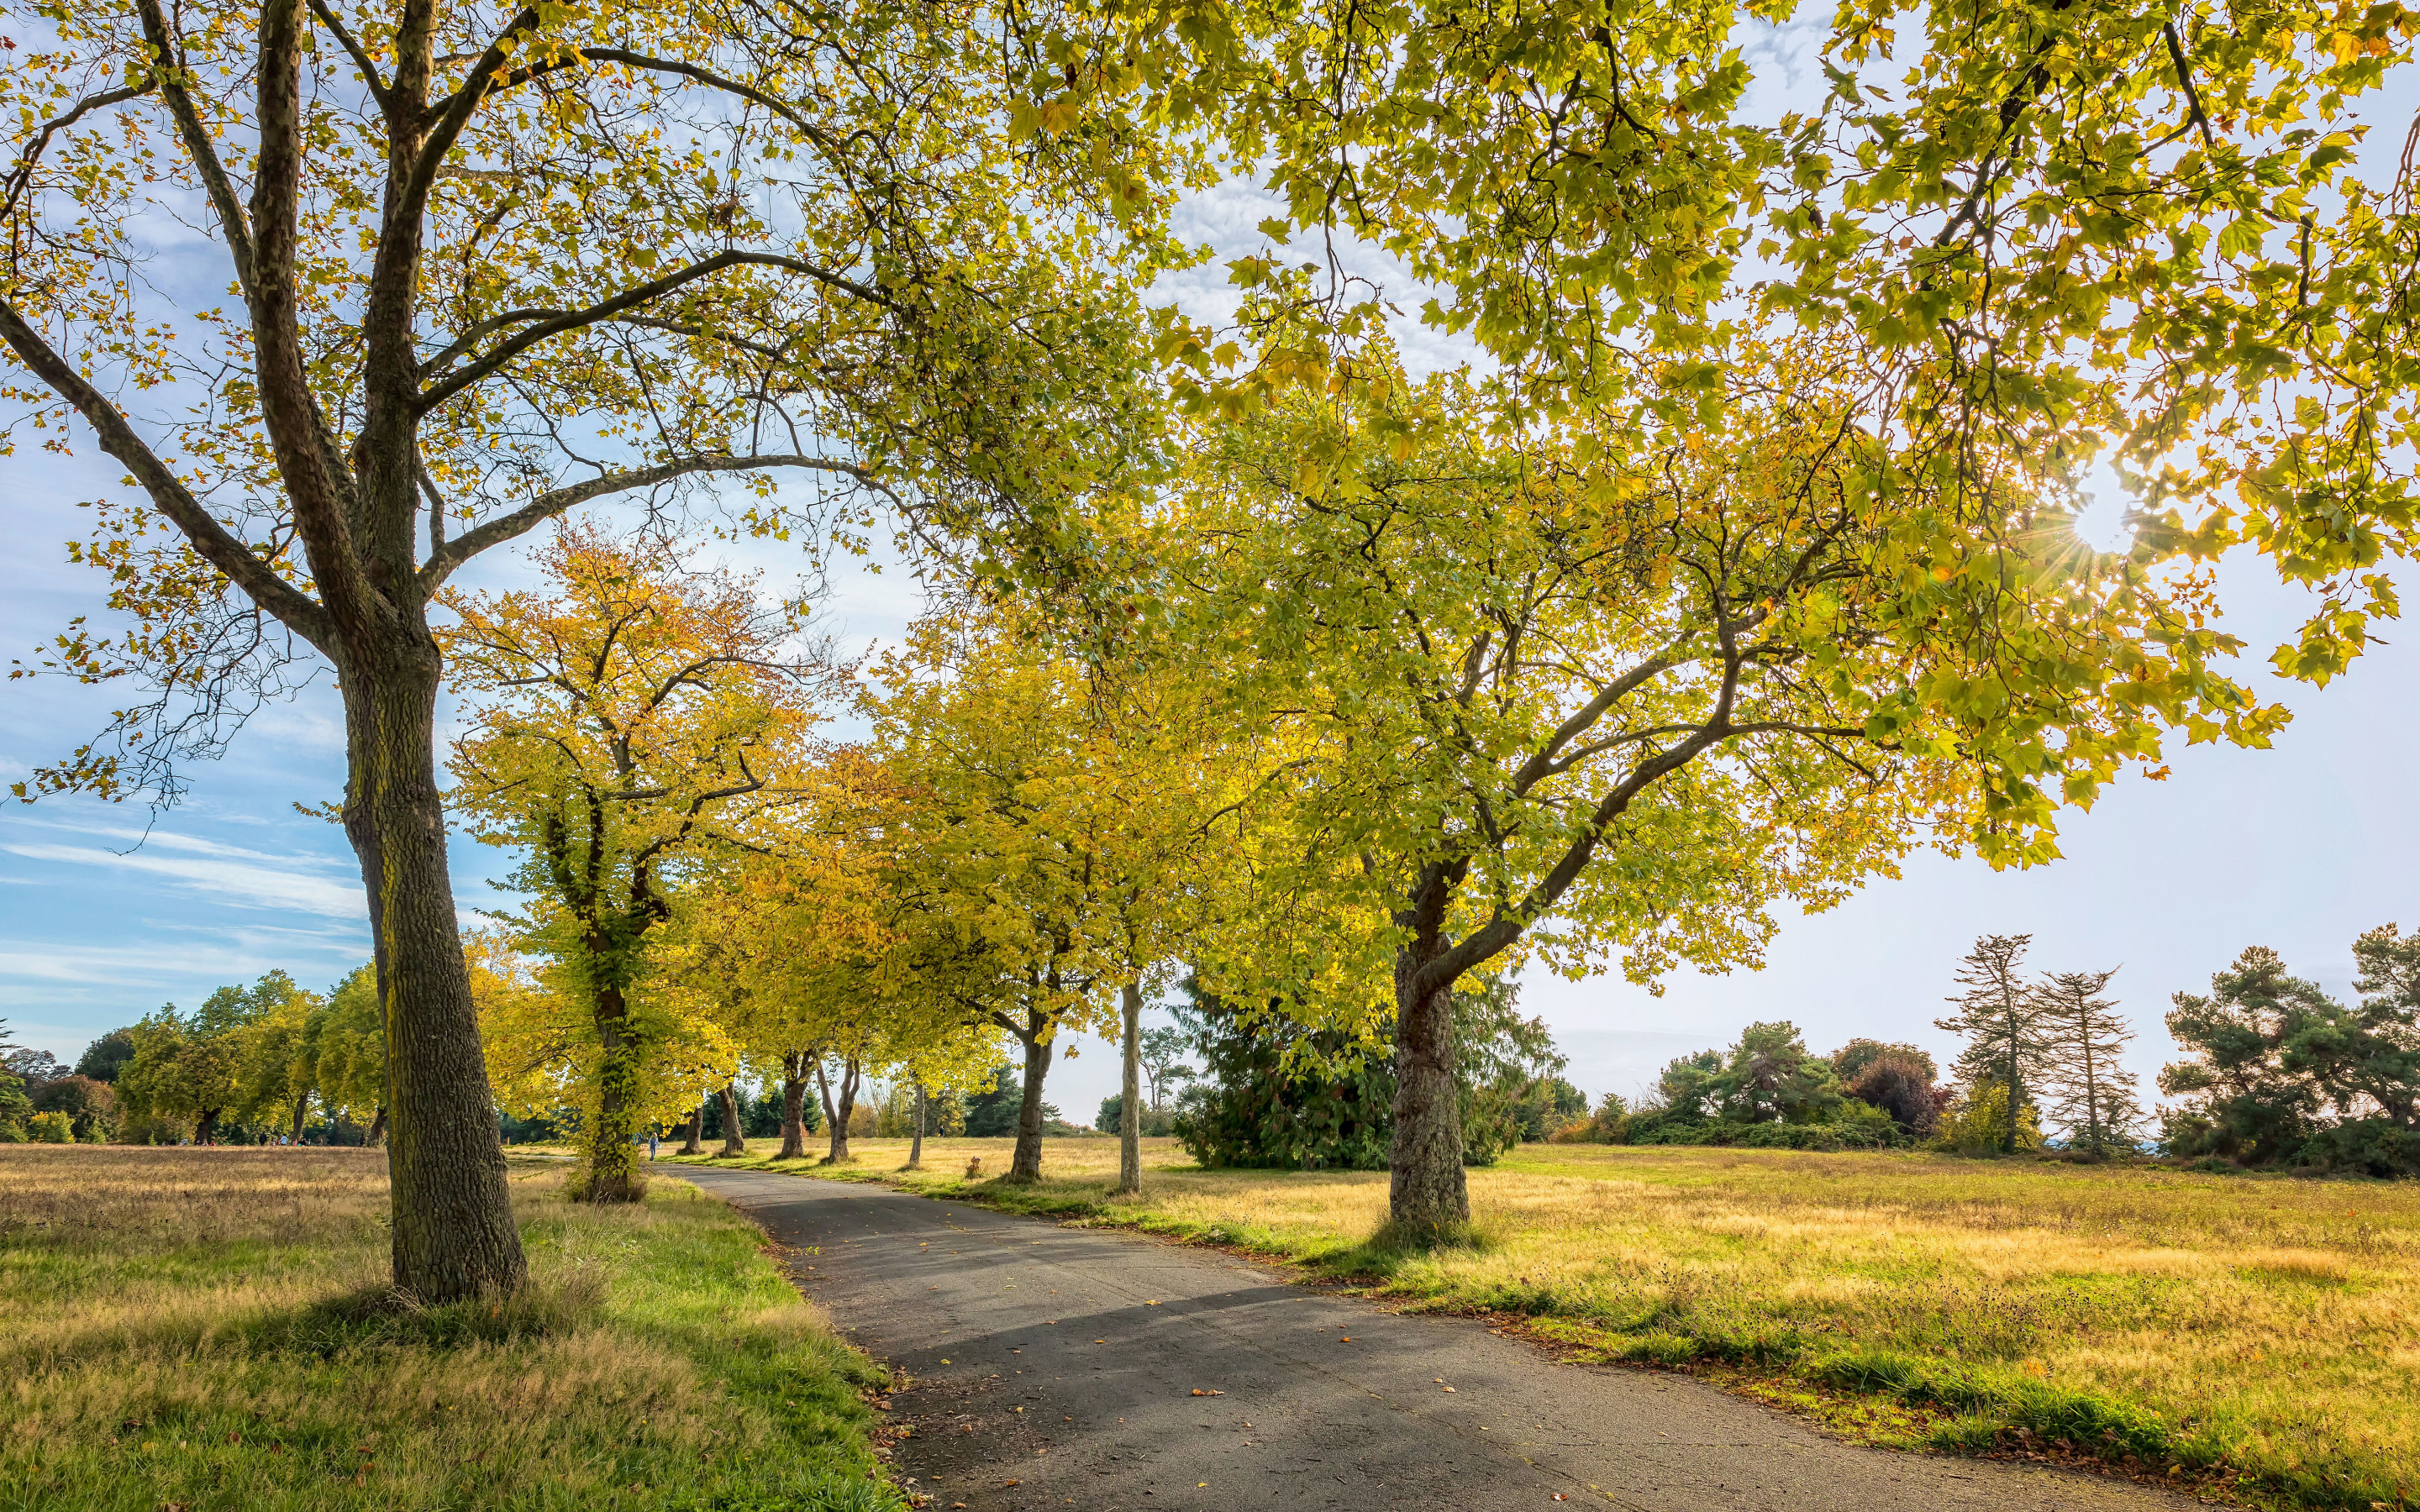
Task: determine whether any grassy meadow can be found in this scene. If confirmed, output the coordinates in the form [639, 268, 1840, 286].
[0, 1146, 902, 1512]
[677, 1134, 2420, 1510]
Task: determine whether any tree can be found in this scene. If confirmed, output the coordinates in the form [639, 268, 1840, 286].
[74, 1029, 137, 1083]
[3, 0, 1183, 1300]
[961, 1065, 1043, 1139]
[119, 999, 245, 1142]
[445, 529, 835, 1200]
[2160, 948, 2330, 1166]
[1652, 1021, 1841, 1127]
[231, 974, 322, 1142]
[308, 965, 389, 1142]
[1159, 333, 2288, 1226]
[1138, 1026, 1197, 1112]
[1831, 1039, 1937, 1086]
[2161, 934, 2420, 1174]
[1938, 936, 2050, 1155]
[871, 618, 1137, 1183]
[1092, 0, 2419, 688]
[1844, 1055, 1941, 1138]
[2037, 968, 2142, 1158]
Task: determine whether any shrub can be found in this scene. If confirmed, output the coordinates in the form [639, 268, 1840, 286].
[1933, 1082, 2043, 1153]
[28, 1110, 74, 1143]
[1549, 1092, 1630, 1143]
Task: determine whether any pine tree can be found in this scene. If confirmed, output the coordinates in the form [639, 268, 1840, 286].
[1936, 935, 2049, 1154]
[2037, 968, 2143, 1158]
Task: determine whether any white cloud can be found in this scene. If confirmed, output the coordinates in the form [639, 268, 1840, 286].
[0, 841, 365, 918]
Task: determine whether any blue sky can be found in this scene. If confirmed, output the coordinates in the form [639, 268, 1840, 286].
[5, 24, 2418, 1125]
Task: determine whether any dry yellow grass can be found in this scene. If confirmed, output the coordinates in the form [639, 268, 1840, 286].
[687, 1134, 2420, 1509]
[0, 1146, 898, 1511]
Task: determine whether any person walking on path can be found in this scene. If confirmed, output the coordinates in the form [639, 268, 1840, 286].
[647, 1126, 660, 1162]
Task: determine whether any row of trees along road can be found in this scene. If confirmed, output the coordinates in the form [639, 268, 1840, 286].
[12, 0, 2420, 1289]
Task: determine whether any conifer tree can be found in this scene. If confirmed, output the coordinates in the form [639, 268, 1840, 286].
[2037, 968, 2143, 1158]
[1937, 935, 2049, 1155]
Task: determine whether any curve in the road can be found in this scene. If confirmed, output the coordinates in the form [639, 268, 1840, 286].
[669, 1163, 2192, 1512]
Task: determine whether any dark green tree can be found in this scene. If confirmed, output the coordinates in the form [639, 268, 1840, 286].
[74, 1028, 138, 1083]
[2160, 948, 2329, 1165]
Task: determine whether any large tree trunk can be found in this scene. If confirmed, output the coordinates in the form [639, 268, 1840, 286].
[1009, 1026, 1050, 1183]
[681, 1099, 704, 1155]
[1388, 933, 1469, 1232]
[1118, 982, 1142, 1196]
[907, 1082, 924, 1170]
[366, 1105, 388, 1147]
[289, 1092, 309, 1144]
[577, 980, 644, 1203]
[195, 1107, 221, 1145]
[777, 1055, 811, 1160]
[339, 659, 526, 1299]
[820, 1057, 860, 1163]
[718, 1082, 749, 1157]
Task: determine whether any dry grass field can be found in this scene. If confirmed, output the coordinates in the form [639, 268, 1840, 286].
[681, 1134, 2420, 1509]
[0, 1146, 900, 1512]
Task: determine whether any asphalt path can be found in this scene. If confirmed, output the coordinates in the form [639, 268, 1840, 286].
[669, 1163, 2191, 1512]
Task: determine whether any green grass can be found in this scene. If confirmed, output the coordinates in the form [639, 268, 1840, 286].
[677, 1134, 2420, 1511]
[0, 1147, 902, 1512]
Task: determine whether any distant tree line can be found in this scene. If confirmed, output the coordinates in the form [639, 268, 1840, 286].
[1541, 936, 2144, 1158]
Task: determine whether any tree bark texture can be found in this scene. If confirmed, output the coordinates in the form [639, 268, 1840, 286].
[718, 1081, 749, 1157]
[341, 654, 526, 1294]
[1010, 1026, 1050, 1183]
[577, 980, 644, 1203]
[681, 1100, 704, 1155]
[819, 1057, 860, 1163]
[778, 1055, 811, 1160]
[1388, 934, 1469, 1231]
[1118, 981, 1142, 1196]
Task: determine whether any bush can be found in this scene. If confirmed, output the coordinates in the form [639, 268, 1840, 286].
[28, 1110, 74, 1143]
[1933, 1082, 2044, 1154]
[1549, 1092, 1630, 1143]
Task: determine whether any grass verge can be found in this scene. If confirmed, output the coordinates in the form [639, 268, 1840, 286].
[0, 1146, 902, 1512]
[674, 1135, 2420, 1511]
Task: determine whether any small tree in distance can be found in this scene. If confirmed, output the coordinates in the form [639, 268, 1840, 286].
[1938, 935, 2050, 1155]
[2038, 968, 2143, 1158]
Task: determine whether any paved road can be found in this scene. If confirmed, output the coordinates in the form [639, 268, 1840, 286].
[671, 1164, 2189, 1512]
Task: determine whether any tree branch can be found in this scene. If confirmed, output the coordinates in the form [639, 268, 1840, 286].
[418, 453, 884, 591]
[0, 296, 334, 653]
[416, 249, 902, 412]
[134, 0, 256, 302]
[306, 0, 393, 110]
[1, 84, 154, 224]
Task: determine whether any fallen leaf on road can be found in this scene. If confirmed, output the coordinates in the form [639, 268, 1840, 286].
[1443, 1386, 1455, 1393]
[1554, 1495, 1567, 1502]
[1146, 1299, 1160, 1305]
[1338, 1336, 1353, 1343]
[1190, 1389, 1224, 1398]
[1002, 1481, 1020, 1488]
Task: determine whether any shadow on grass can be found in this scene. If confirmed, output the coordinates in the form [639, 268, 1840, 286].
[273, 1266, 609, 1356]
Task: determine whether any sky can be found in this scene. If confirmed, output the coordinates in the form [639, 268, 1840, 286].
[4, 23, 2418, 1127]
